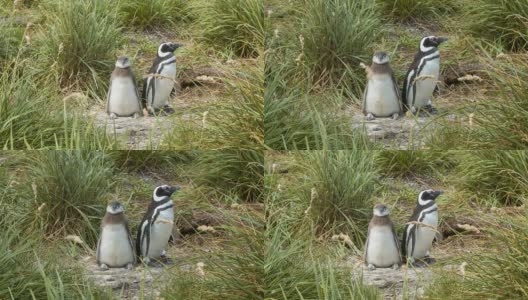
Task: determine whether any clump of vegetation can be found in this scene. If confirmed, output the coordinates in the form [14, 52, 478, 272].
[424, 215, 528, 299]
[376, 150, 457, 179]
[34, 0, 121, 94]
[466, 0, 528, 51]
[25, 151, 115, 245]
[264, 65, 373, 150]
[118, 0, 188, 30]
[110, 150, 195, 173]
[455, 151, 528, 206]
[297, 150, 380, 242]
[376, 0, 459, 22]
[194, 0, 264, 57]
[297, 0, 383, 89]
[0, 17, 24, 62]
[163, 62, 263, 150]
[0, 67, 116, 149]
[192, 150, 264, 202]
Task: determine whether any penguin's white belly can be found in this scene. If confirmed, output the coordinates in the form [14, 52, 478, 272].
[412, 58, 440, 108]
[366, 226, 400, 267]
[151, 63, 176, 109]
[108, 77, 140, 116]
[365, 75, 400, 117]
[143, 209, 173, 258]
[410, 212, 438, 258]
[98, 224, 134, 267]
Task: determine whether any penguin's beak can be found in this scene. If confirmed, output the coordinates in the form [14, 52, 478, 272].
[433, 190, 444, 198]
[169, 185, 181, 194]
[169, 43, 184, 52]
[436, 37, 448, 44]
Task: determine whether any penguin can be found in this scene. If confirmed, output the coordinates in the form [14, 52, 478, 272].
[362, 51, 403, 120]
[402, 189, 443, 265]
[136, 185, 180, 265]
[142, 42, 183, 115]
[364, 204, 401, 270]
[96, 201, 135, 270]
[106, 56, 142, 119]
[402, 36, 448, 114]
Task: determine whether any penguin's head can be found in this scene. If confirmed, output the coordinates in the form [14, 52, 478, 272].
[115, 56, 131, 69]
[158, 42, 184, 57]
[420, 36, 448, 52]
[372, 52, 390, 65]
[418, 189, 443, 205]
[106, 201, 124, 214]
[373, 204, 390, 217]
[153, 184, 181, 202]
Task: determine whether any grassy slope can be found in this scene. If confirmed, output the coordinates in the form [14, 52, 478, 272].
[266, 150, 528, 299]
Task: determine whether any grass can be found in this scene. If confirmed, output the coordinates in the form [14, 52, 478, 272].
[466, 0, 528, 51]
[0, 65, 118, 150]
[193, 0, 265, 57]
[376, 150, 457, 179]
[296, 150, 380, 243]
[455, 151, 528, 206]
[118, 0, 188, 30]
[376, 0, 459, 22]
[162, 61, 264, 150]
[424, 214, 528, 299]
[264, 64, 374, 150]
[296, 0, 383, 90]
[33, 0, 121, 95]
[191, 150, 264, 202]
[24, 151, 115, 245]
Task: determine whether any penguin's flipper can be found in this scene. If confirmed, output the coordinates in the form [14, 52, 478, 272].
[401, 224, 408, 257]
[141, 77, 148, 110]
[362, 83, 368, 115]
[391, 223, 402, 263]
[96, 235, 102, 264]
[391, 73, 403, 114]
[105, 82, 112, 115]
[131, 72, 142, 113]
[125, 219, 136, 262]
[364, 229, 370, 265]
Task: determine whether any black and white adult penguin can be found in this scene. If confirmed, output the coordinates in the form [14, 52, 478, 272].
[402, 189, 443, 265]
[106, 56, 142, 119]
[402, 36, 448, 114]
[142, 42, 183, 115]
[136, 185, 180, 265]
[96, 201, 135, 270]
[362, 51, 403, 120]
[364, 204, 401, 270]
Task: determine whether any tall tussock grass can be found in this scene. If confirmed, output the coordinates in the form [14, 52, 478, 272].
[25, 151, 115, 245]
[424, 215, 528, 299]
[193, 0, 264, 57]
[34, 0, 121, 94]
[296, 0, 383, 89]
[376, 0, 459, 22]
[376, 150, 457, 179]
[119, 0, 188, 30]
[163, 62, 263, 150]
[0, 66, 116, 149]
[264, 65, 373, 150]
[455, 151, 528, 206]
[296, 150, 380, 243]
[466, 0, 528, 51]
[192, 150, 264, 202]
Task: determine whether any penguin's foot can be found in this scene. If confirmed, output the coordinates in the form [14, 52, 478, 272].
[367, 264, 376, 271]
[109, 113, 117, 120]
[100, 264, 109, 271]
[424, 104, 438, 115]
[160, 253, 174, 265]
[410, 106, 417, 114]
[392, 263, 400, 270]
[391, 113, 399, 120]
[132, 112, 140, 119]
[126, 263, 134, 270]
[366, 113, 375, 121]
[162, 105, 175, 115]
[424, 256, 436, 264]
